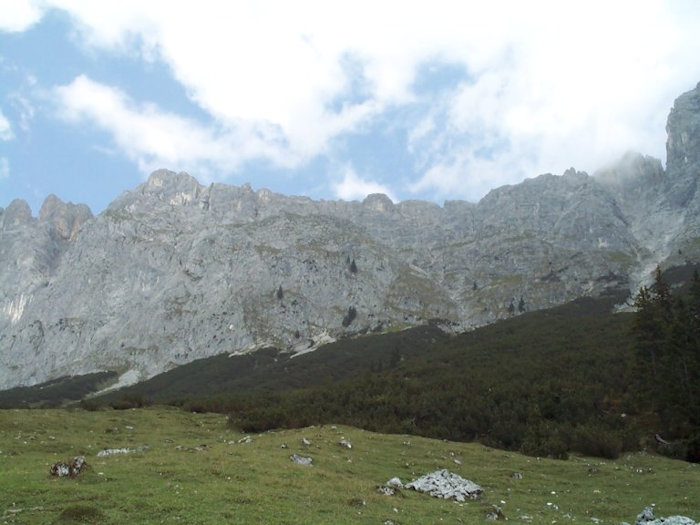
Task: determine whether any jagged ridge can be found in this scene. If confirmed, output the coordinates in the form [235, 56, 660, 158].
[1, 82, 699, 391]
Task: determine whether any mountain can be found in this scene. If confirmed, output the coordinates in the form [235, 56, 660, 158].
[1, 82, 699, 391]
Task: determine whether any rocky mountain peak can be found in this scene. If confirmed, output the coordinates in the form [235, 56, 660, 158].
[0, 199, 33, 230]
[561, 167, 588, 183]
[665, 81, 700, 207]
[142, 169, 205, 205]
[595, 152, 664, 186]
[38, 194, 93, 242]
[362, 193, 394, 213]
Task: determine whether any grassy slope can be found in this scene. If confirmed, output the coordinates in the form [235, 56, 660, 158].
[0, 407, 697, 524]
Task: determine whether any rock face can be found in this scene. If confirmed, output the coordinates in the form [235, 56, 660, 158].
[1, 83, 700, 391]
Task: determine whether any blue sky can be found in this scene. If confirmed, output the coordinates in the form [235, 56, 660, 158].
[2, 1, 700, 215]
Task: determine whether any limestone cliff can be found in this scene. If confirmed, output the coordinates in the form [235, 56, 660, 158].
[1, 83, 699, 390]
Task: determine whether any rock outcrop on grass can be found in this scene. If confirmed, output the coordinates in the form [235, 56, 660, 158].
[290, 454, 313, 466]
[49, 456, 86, 477]
[405, 469, 482, 502]
[96, 445, 148, 457]
[632, 506, 697, 525]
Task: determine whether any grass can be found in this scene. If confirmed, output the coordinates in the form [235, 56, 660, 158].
[1, 407, 698, 524]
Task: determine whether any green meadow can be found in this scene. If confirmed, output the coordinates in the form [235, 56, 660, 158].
[1, 407, 697, 524]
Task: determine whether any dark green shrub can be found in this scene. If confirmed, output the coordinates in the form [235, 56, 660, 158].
[109, 394, 151, 410]
[572, 425, 622, 459]
[79, 398, 102, 411]
[520, 422, 569, 460]
[54, 505, 103, 523]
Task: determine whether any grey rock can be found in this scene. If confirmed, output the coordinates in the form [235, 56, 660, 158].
[96, 446, 148, 457]
[49, 455, 86, 477]
[635, 506, 697, 525]
[637, 509, 657, 524]
[666, 82, 700, 208]
[290, 454, 313, 466]
[486, 504, 506, 520]
[386, 477, 403, 488]
[405, 469, 483, 501]
[1, 83, 699, 390]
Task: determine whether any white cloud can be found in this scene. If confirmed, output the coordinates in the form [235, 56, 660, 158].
[21, 1, 700, 200]
[0, 157, 9, 179]
[407, 1, 700, 200]
[333, 165, 395, 202]
[0, 0, 45, 32]
[8, 93, 36, 133]
[0, 109, 14, 141]
[52, 75, 301, 178]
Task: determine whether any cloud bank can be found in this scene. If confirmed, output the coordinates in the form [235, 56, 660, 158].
[5, 1, 700, 202]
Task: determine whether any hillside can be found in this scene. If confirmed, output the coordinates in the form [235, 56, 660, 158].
[1, 289, 629, 409]
[0, 408, 697, 524]
[3, 265, 698, 463]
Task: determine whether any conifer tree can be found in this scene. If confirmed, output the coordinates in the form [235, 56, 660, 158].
[632, 267, 700, 460]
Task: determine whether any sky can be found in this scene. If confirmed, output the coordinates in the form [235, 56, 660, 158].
[1, 1, 700, 215]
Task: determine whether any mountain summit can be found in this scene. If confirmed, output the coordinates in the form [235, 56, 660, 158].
[1, 83, 699, 391]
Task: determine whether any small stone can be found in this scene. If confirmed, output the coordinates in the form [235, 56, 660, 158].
[290, 454, 313, 466]
[96, 445, 148, 457]
[486, 504, 506, 520]
[512, 471, 523, 479]
[636, 507, 656, 523]
[386, 477, 403, 488]
[339, 438, 352, 449]
[301, 437, 311, 446]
